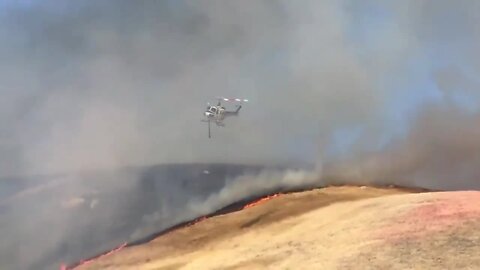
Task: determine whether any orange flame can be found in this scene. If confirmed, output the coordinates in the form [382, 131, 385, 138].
[61, 193, 281, 269]
[61, 216, 209, 270]
[243, 194, 280, 209]
[188, 216, 207, 225]
[63, 242, 127, 270]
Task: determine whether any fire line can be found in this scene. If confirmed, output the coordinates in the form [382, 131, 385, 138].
[61, 193, 282, 269]
[243, 194, 280, 209]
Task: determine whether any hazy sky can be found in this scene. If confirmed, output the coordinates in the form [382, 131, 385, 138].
[0, 1, 479, 179]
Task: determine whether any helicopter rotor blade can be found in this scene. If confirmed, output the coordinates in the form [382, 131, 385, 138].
[215, 97, 249, 103]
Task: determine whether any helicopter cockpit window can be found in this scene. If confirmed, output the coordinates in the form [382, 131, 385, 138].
[209, 107, 217, 113]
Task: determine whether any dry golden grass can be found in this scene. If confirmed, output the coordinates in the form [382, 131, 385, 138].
[76, 186, 480, 270]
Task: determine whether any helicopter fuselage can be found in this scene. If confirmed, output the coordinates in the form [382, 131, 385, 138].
[202, 98, 246, 138]
[204, 105, 226, 124]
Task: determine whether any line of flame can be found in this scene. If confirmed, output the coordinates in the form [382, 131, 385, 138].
[61, 242, 127, 270]
[61, 193, 281, 269]
[243, 194, 280, 209]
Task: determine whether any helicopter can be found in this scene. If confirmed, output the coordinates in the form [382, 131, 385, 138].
[201, 97, 248, 138]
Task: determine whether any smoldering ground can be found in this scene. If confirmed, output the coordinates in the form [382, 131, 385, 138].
[1, 1, 480, 269]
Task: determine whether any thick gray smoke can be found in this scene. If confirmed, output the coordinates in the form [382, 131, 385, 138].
[0, 1, 394, 176]
[1, 1, 480, 269]
[323, 104, 480, 190]
[320, 1, 480, 189]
